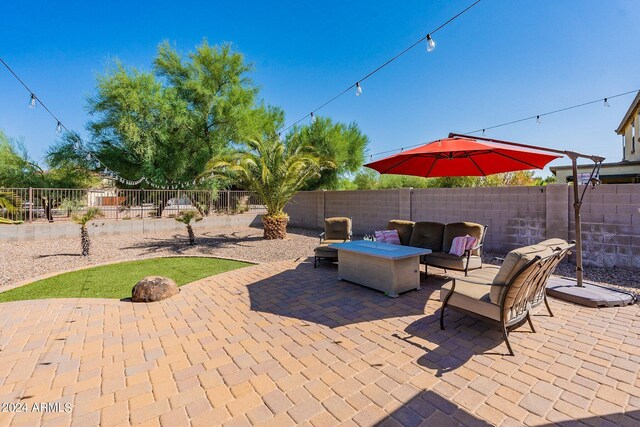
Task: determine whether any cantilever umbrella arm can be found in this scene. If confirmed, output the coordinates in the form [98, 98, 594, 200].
[449, 133, 606, 287]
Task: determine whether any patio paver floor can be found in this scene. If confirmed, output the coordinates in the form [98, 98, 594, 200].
[0, 260, 638, 426]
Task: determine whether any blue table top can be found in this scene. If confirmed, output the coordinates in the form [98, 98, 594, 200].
[328, 240, 432, 260]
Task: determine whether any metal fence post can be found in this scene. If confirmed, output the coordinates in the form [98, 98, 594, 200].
[28, 187, 33, 223]
[115, 188, 119, 220]
[227, 190, 231, 214]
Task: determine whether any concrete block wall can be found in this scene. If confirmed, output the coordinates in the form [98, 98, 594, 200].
[0, 214, 262, 242]
[285, 184, 640, 270]
[411, 186, 547, 252]
[570, 184, 640, 269]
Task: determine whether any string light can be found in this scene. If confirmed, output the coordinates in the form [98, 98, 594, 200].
[55, 121, 62, 133]
[29, 94, 36, 108]
[536, 115, 541, 124]
[604, 98, 610, 107]
[310, 112, 315, 123]
[367, 89, 640, 161]
[426, 34, 436, 52]
[277, 0, 482, 134]
[356, 82, 362, 96]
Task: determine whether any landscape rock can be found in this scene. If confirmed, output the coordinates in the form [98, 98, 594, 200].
[132, 276, 179, 302]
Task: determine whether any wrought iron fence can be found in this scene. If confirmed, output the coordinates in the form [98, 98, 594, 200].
[0, 188, 265, 223]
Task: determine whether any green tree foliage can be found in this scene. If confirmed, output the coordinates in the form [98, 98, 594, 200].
[48, 40, 276, 188]
[348, 168, 539, 190]
[210, 136, 331, 217]
[289, 117, 368, 190]
[1, 130, 96, 188]
[0, 130, 45, 187]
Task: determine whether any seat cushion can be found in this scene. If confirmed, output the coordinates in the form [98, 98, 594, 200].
[443, 222, 485, 254]
[490, 244, 554, 304]
[386, 220, 415, 246]
[440, 279, 500, 321]
[322, 239, 349, 244]
[409, 221, 445, 251]
[423, 252, 482, 271]
[314, 245, 338, 258]
[325, 217, 351, 241]
[467, 265, 500, 282]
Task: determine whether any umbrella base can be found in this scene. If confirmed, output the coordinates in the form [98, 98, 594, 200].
[546, 277, 636, 308]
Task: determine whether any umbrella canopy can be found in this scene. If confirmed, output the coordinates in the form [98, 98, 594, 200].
[364, 137, 562, 177]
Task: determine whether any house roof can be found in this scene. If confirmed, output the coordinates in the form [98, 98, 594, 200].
[549, 160, 640, 174]
[615, 91, 640, 135]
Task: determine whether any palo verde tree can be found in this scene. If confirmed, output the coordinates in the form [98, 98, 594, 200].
[48, 40, 273, 188]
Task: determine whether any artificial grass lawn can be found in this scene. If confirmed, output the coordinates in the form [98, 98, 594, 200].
[0, 257, 250, 302]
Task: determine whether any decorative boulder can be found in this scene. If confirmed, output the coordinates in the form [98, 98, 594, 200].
[132, 276, 179, 302]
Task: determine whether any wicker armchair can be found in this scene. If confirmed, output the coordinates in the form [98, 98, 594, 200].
[439, 244, 564, 355]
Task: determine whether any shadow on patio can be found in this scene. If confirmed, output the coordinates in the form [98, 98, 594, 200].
[378, 389, 492, 426]
[378, 389, 640, 426]
[247, 261, 439, 328]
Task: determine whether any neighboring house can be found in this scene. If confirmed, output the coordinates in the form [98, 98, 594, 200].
[551, 92, 640, 184]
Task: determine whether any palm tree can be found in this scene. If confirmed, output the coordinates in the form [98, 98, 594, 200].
[175, 211, 202, 245]
[72, 208, 103, 256]
[210, 136, 331, 239]
[0, 191, 19, 214]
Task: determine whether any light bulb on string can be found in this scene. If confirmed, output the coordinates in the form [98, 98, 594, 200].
[604, 98, 610, 107]
[310, 112, 315, 123]
[426, 34, 436, 52]
[29, 94, 37, 109]
[356, 82, 362, 96]
[536, 115, 541, 124]
[56, 122, 62, 133]
[482, 129, 486, 136]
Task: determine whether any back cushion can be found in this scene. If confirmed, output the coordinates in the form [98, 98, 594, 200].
[489, 244, 553, 304]
[325, 217, 351, 240]
[409, 221, 445, 251]
[537, 238, 568, 250]
[386, 220, 415, 246]
[443, 222, 484, 253]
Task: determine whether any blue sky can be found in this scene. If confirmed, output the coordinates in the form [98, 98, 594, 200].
[1, 0, 639, 174]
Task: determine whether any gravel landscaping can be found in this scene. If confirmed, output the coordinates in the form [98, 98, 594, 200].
[0, 227, 320, 289]
[1, 226, 637, 295]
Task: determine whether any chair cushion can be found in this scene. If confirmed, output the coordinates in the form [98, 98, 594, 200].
[322, 239, 349, 244]
[538, 238, 572, 251]
[314, 245, 338, 258]
[490, 244, 554, 304]
[409, 221, 445, 251]
[443, 222, 485, 254]
[325, 217, 351, 241]
[423, 252, 482, 271]
[386, 220, 415, 246]
[440, 278, 500, 321]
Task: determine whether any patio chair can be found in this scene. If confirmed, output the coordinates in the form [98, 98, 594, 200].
[439, 244, 561, 356]
[529, 239, 575, 316]
[315, 217, 352, 268]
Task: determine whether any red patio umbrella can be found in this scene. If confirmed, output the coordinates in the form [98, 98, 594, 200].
[364, 136, 562, 177]
[364, 133, 634, 308]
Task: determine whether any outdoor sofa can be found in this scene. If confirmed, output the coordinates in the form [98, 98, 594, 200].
[386, 220, 487, 276]
[439, 238, 574, 355]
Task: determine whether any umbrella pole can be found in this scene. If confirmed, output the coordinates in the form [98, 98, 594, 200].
[570, 155, 584, 287]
